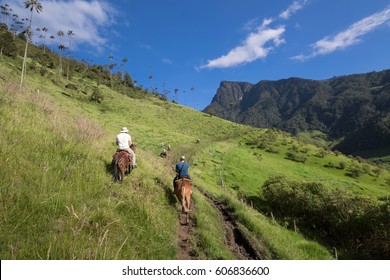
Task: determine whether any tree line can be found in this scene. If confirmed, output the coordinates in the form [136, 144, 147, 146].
[1, 1, 197, 105]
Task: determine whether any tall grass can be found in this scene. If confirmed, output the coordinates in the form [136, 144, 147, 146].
[0, 79, 177, 259]
[190, 191, 236, 259]
[223, 195, 333, 260]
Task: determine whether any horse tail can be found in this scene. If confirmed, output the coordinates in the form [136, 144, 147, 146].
[181, 187, 186, 213]
[180, 179, 188, 213]
[113, 163, 119, 182]
[185, 180, 191, 212]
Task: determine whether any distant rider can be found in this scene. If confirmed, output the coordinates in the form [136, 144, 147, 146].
[160, 149, 167, 158]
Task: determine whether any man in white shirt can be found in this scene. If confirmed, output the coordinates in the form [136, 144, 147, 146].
[116, 127, 137, 168]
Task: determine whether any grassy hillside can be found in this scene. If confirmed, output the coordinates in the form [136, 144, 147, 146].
[1, 40, 389, 259]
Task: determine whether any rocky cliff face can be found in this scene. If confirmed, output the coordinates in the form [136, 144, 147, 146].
[204, 81, 253, 120]
[204, 70, 390, 155]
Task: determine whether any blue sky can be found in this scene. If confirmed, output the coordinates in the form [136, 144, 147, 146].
[4, 0, 390, 110]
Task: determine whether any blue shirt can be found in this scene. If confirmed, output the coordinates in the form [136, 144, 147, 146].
[176, 161, 189, 178]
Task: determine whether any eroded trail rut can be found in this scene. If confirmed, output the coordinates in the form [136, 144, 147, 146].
[200, 189, 263, 260]
[177, 186, 263, 260]
[177, 202, 197, 260]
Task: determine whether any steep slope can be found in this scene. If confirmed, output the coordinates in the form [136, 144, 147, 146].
[204, 70, 390, 156]
[205, 81, 253, 120]
[0, 55, 335, 260]
[1, 32, 389, 259]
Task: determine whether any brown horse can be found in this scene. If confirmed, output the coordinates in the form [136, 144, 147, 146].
[174, 177, 192, 217]
[112, 144, 136, 183]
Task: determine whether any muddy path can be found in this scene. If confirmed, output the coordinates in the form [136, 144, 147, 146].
[176, 201, 197, 260]
[199, 188, 263, 260]
[176, 186, 263, 260]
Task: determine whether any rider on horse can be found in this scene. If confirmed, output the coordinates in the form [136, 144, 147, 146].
[173, 155, 191, 191]
[116, 127, 137, 169]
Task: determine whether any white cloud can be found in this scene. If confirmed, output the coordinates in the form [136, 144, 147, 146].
[200, 20, 285, 69]
[241, 17, 261, 32]
[6, 0, 116, 52]
[200, 0, 309, 70]
[162, 58, 173, 64]
[139, 43, 152, 50]
[279, 0, 309, 20]
[292, 5, 390, 61]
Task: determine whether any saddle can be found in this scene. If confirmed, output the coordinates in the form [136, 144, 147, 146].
[175, 177, 191, 183]
[174, 177, 192, 188]
[112, 150, 131, 165]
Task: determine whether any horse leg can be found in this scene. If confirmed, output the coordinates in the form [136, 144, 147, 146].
[186, 187, 191, 212]
[127, 162, 132, 174]
[120, 166, 125, 183]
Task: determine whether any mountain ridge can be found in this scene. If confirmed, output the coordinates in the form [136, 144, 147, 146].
[204, 70, 390, 156]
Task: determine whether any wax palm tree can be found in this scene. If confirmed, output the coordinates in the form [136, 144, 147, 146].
[57, 30, 64, 74]
[121, 57, 128, 81]
[190, 86, 196, 109]
[49, 35, 55, 51]
[20, 0, 43, 88]
[66, 30, 75, 80]
[57, 30, 64, 46]
[42, 26, 48, 53]
[148, 65, 153, 92]
[174, 88, 179, 103]
[1, 4, 10, 25]
[10, 13, 19, 38]
[58, 44, 66, 75]
[107, 53, 114, 88]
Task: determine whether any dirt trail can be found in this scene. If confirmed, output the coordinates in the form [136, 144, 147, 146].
[176, 187, 263, 260]
[176, 208, 197, 260]
[200, 189, 263, 260]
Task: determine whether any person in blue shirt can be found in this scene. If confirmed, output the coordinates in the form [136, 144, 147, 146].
[173, 155, 191, 190]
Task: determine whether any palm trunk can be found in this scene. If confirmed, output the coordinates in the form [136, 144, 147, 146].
[66, 58, 69, 80]
[59, 54, 62, 75]
[20, 13, 33, 88]
[20, 35, 29, 87]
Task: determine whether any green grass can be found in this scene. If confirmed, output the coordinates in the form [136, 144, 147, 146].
[1, 45, 389, 260]
[190, 191, 236, 259]
[223, 196, 334, 260]
[0, 79, 177, 259]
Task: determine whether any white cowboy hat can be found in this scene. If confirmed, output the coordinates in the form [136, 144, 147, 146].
[121, 127, 129, 133]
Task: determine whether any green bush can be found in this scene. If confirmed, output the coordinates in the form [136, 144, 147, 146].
[65, 83, 78, 91]
[261, 176, 390, 259]
[90, 87, 103, 103]
[285, 151, 307, 162]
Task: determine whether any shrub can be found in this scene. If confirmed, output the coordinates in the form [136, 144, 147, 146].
[39, 67, 48, 77]
[315, 150, 326, 158]
[285, 151, 307, 162]
[338, 162, 346, 169]
[324, 162, 336, 168]
[347, 165, 364, 178]
[386, 177, 390, 188]
[261, 176, 390, 259]
[65, 83, 78, 91]
[90, 87, 103, 103]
